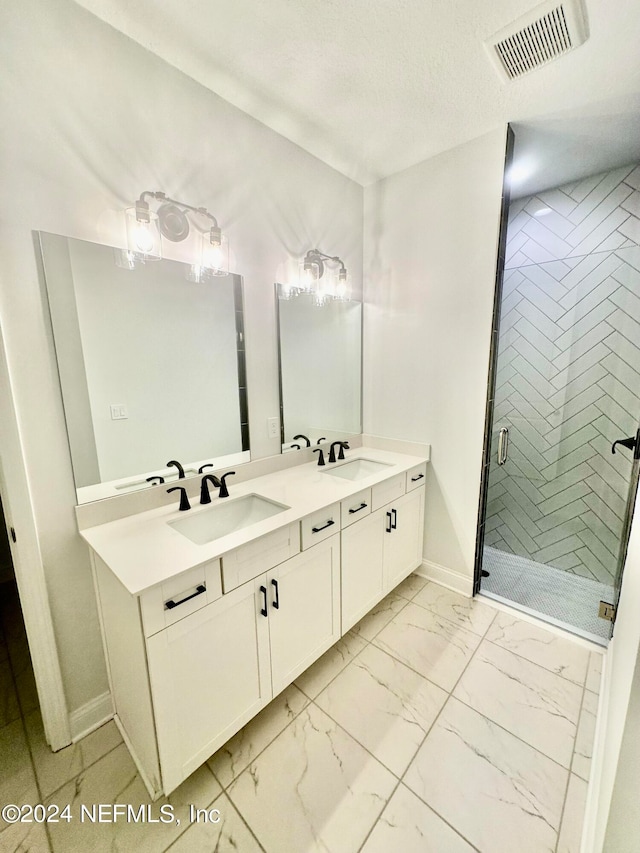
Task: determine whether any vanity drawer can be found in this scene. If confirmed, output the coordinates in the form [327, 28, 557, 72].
[371, 474, 405, 511]
[340, 488, 372, 529]
[140, 560, 222, 637]
[406, 463, 427, 492]
[221, 522, 300, 593]
[301, 502, 341, 550]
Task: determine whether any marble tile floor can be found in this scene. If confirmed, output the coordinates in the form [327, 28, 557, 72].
[0, 573, 604, 853]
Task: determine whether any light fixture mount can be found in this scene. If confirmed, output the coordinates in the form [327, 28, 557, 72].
[157, 203, 190, 242]
[124, 190, 229, 276]
[303, 248, 347, 282]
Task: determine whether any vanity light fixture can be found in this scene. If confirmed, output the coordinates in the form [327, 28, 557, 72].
[124, 191, 229, 277]
[278, 248, 351, 304]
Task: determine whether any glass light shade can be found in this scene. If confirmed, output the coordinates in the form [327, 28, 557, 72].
[277, 281, 300, 300]
[186, 264, 205, 283]
[313, 275, 330, 307]
[299, 259, 320, 292]
[201, 232, 229, 277]
[114, 248, 137, 270]
[125, 207, 161, 260]
[334, 271, 351, 302]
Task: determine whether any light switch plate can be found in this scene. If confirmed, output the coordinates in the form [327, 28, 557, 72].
[110, 404, 128, 420]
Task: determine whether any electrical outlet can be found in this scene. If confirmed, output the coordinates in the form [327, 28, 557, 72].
[267, 417, 279, 439]
[110, 404, 128, 420]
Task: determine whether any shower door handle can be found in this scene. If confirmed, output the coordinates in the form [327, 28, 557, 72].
[497, 427, 509, 466]
[612, 429, 640, 460]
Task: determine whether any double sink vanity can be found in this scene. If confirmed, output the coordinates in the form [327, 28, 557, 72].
[36, 229, 428, 800]
[79, 448, 427, 797]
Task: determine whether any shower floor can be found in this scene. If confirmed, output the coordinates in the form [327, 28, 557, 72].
[481, 546, 612, 644]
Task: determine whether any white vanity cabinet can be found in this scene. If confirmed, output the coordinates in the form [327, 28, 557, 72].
[86, 451, 427, 798]
[341, 478, 425, 633]
[383, 487, 425, 590]
[266, 535, 340, 694]
[145, 536, 339, 793]
[92, 532, 340, 796]
[146, 576, 271, 794]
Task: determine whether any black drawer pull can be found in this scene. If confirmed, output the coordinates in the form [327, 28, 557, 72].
[165, 584, 206, 610]
[272, 578, 280, 609]
[391, 508, 397, 530]
[348, 502, 368, 515]
[386, 511, 392, 533]
[311, 519, 335, 533]
[260, 585, 268, 617]
[411, 473, 424, 482]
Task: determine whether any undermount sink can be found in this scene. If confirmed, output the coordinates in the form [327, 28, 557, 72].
[169, 494, 289, 545]
[324, 458, 393, 481]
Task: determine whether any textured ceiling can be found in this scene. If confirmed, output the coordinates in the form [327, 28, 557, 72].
[74, 0, 640, 185]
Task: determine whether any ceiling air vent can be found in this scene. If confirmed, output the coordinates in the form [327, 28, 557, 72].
[485, 0, 589, 81]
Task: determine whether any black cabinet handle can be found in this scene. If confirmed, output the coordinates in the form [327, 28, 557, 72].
[411, 473, 424, 482]
[386, 511, 392, 533]
[165, 584, 206, 610]
[311, 519, 335, 533]
[260, 585, 268, 617]
[348, 502, 368, 514]
[391, 508, 397, 530]
[272, 578, 280, 609]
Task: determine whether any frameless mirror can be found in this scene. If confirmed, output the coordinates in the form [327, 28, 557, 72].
[39, 232, 249, 503]
[276, 288, 362, 450]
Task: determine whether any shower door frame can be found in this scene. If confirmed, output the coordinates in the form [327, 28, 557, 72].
[472, 125, 514, 595]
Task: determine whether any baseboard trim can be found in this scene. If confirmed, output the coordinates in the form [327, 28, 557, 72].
[418, 560, 474, 597]
[69, 691, 114, 743]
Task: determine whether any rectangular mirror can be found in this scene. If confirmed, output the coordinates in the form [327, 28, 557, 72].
[276, 287, 362, 450]
[39, 232, 249, 503]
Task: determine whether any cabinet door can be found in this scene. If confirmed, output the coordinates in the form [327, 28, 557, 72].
[384, 488, 425, 591]
[341, 508, 385, 634]
[268, 535, 340, 695]
[146, 577, 271, 794]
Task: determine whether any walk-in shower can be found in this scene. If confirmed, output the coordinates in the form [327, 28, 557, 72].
[479, 155, 640, 644]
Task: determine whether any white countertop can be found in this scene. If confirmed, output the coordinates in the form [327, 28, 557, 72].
[79, 447, 427, 596]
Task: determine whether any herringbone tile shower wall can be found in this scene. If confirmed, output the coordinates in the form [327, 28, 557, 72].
[486, 163, 640, 584]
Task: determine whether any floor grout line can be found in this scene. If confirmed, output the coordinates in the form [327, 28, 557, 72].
[384, 609, 501, 853]
[555, 679, 588, 853]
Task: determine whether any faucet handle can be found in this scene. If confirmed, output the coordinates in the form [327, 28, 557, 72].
[167, 486, 191, 511]
[219, 471, 236, 498]
[146, 475, 165, 485]
[200, 474, 222, 504]
[338, 441, 349, 461]
[313, 448, 325, 466]
[198, 463, 215, 474]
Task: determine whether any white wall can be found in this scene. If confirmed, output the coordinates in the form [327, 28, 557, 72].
[363, 128, 508, 584]
[0, 0, 362, 717]
[585, 493, 640, 851]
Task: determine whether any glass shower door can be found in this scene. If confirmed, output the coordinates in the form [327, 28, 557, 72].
[480, 246, 640, 642]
